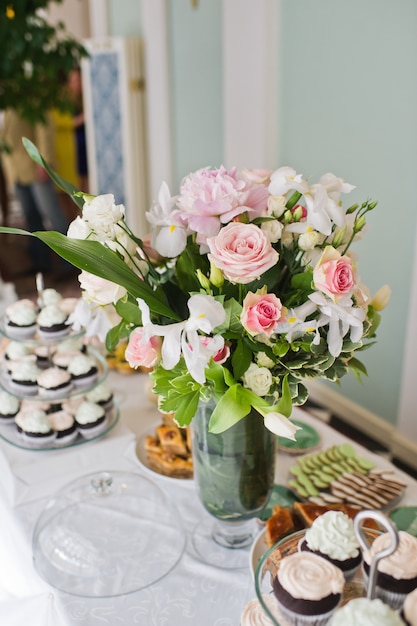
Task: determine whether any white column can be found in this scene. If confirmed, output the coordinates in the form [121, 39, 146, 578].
[88, 0, 109, 38]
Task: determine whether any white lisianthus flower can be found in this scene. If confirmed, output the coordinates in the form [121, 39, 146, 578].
[298, 227, 324, 251]
[242, 363, 273, 397]
[261, 219, 283, 243]
[256, 352, 275, 368]
[78, 271, 127, 306]
[267, 194, 287, 218]
[82, 194, 125, 241]
[67, 216, 90, 240]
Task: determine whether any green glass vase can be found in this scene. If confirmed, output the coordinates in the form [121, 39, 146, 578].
[190, 398, 276, 561]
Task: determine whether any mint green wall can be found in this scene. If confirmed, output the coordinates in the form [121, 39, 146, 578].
[108, 0, 141, 37]
[168, 0, 223, 187]
[279, 0, 417, 425]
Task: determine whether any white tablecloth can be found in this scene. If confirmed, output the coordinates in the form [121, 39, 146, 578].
[0, 371, 416, 626]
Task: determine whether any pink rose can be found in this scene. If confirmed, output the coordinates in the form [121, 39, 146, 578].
[125, 327, 162, 369]
[241, 291, 283, 337]
[313, 246, 356, 301]
[207, 222, 279, 284]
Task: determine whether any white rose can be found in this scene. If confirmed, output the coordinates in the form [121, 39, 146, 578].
[261, 219, 283, 243]
[78, 271, 127, 306]
[256, 352, 275, 368]
[298, 229, 324, 251]
[82, 194, 125, 240]
[67, 216, 91, 240]
[267, 195, 287, 218]
[242, 363, 272, 397]
[106, 225, 138, 260]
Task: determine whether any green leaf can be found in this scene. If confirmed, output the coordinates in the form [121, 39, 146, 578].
[291, 270, 313, 291]
[276, 375, 292, 417]
[208, 385, 251, 433]
[23, 138, 84, 209]
[114, 298, 142, 326]
[232, 339, 252, 380]
[105, 321, 130, 352]
[347, 357, 368, 379]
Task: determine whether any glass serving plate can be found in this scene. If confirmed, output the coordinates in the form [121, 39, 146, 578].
[254, 527, 380, 626]
[32, 470, 186, 597]
[0, 347, 108, 402]
[0, 316, 86, 346]
[0, 398, 119, 451]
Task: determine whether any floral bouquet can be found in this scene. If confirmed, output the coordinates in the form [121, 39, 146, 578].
[5, 140, 389, 439]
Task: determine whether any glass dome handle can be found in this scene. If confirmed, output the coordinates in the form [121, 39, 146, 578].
[91, 472, 113, 496]
[354, 509, 399, 599]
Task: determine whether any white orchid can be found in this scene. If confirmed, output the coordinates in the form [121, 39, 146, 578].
[275, 301, 323, 344]
[67, 298, 120, 343]
[309, 291, 366, 357]
[146, 182, 187, 258]
[268, 166, 308, 197]
[137, 294, 226, 384]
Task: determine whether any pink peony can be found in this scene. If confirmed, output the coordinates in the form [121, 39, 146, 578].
[313, 246, 356, 301]
[241, 291, 283, 337]
[207, 222, 279, 284]
[125, 327, 162, 369]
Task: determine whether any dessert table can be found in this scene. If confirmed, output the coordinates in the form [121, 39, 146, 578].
[0, 370, 416, 626]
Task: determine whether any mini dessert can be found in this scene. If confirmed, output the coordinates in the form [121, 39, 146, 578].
[144, 414, 193, 479]
[272, 551, 344, 625]
[55, 335, 85, 354]
[34, 345, 53, 369]
[85, 382, 114, 411]
[37, 304, 71, 339]
[0, 390, 20, 423]
[9, 361, 41, 395]
[62, 395, 85, 416]
[402, 587, 417, 625]
[67, 354, 98, 387]
[329, 597, 405, 625]
[15, 408, 56, 446]
[363, 530, 417, 611]
[5, 300, 37, 339]
[48, 410, 78, 445]
[299, 510, 362, 581]
[52, 349, 83, 370]
[4, 340, 33, 364]
[240, 596, 280, 626]
[37, 367, 73, 398]
[39, 288, 62, 307]
[74, 400, 107, 439]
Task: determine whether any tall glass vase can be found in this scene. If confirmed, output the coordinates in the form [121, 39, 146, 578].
[190, 398, 276, 568]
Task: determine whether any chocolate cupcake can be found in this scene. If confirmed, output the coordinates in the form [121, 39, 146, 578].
[363, 530, 417, 611]
[299, 510, 362, 581]
[9, 361, 41, 395]
[329, 597, 405, 625]
[67, 354, 98, 387]
[85, 382, 114, 411]
[15, 409, 56, 447]
[48, 410, 78, 445]
[37, 304, 71, 339]
[5, 300, 37, 339]
[75, 400, 107, 439]
[0, 390, 20, 423]
[37, 367, 73, 399]
[272, 551, 344, 625]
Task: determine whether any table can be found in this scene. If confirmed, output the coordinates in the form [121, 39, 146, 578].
[0, 371, 416, 626]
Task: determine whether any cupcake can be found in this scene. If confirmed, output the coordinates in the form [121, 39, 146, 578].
[52, 349, 83, 370]
[85, 382, 114, 411]
[272, 551, 345, 625]
[39, 288, 62, 307]
[34, 345, 53, 369]
[329, 597, 405, 625]
[299, 510, 362, 581]
[0, 390, 20, 423]
[3, 341, 35, 374]
[15, 409, 56, 447]
[48, 410, 78, 445]
[5, 300, 37, 339]
[37, 304, 71, 339]
[67, 353, 98, 387]
[62, 395, 85, 416]
[241, 596, 280, 626]
[9, 361, 41, 395]
[54, 335, 86, 354]
[402, 587, 417, 625]
[363, 530, 417, 610]
[37, 367, 73, 399]
[75, 400, 107, 439]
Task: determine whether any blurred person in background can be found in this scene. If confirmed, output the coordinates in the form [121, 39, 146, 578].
[2, 109, 70, 276]
[68, 66, 88, 193]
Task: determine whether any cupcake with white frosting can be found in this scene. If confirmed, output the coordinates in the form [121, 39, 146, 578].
[0, 390, 20, 423]
[240, 596, 280, 626]
[52, 349, 83, 370]
[37, 304, 71, 339]
[299, 510, 362, 581]
[363, 530, 417, 611]
[15, 408, 56, 446]
[67, 353, 98, 387]
[402, 587, 417, 625]
[3, 341, 35, 373]
[37, 367, 73, 399]
[5, 300, 37, 339]
[9, 360, 41, 395]
[75, 400, 107, 439]
[39, 288, 62, 307]
[329, 597, 405, 625]
[85, 382, 114, 411]
[272, 551, 345, 625]
[48, 409, 78, 445]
